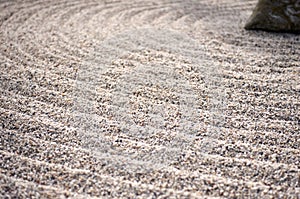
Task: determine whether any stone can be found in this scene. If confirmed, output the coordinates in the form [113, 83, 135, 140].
[245, 0, 300, 33]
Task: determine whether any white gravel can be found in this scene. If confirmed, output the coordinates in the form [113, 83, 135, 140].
[0, 0, 299, 198]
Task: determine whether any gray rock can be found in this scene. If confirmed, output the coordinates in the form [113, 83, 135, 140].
[245, 0, 300, 33]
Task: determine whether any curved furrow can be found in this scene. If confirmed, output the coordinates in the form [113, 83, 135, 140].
[0, 0, 102, 74]
[89, 89, 299, 137]
[0, 146, 297, 199]
[46, 4, 164, 59]
[215, 33, 300, 53]
[0, 108, 76, 144]
[0, 77, 73, 108]
[0, 174, 76, 199]
[0, 151, 286, 198]
[208, 127, 299, 150]
[1, 1, 62, 37]
[0, 92, 73, 126]
[35, 1, 192, 61]
[0, 68, 75, 96]
[1, 131, 298, 196]
[1, 127, 298, 173]
[4, 1, 90, 64]
[0, 87, 75, 117]
[78, 99, 300, 150]
[0, 39, 79, 80]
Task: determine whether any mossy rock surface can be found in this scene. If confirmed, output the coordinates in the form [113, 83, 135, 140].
[245, 0, 300, 33]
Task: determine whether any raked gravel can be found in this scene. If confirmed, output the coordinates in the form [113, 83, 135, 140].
[0, 0, 299, 198]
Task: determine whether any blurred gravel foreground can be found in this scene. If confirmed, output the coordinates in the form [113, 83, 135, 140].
[0, 0, 299, 198]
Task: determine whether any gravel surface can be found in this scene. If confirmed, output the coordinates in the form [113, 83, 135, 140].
[0, 0, 299, 198]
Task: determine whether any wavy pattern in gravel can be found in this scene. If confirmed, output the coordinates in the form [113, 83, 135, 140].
[0, 0, 299, 198]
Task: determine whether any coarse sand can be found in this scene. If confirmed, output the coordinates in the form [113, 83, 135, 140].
[0, 0, 299, 198]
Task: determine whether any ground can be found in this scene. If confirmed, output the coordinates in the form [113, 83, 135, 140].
[0, 0, 299, 198]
